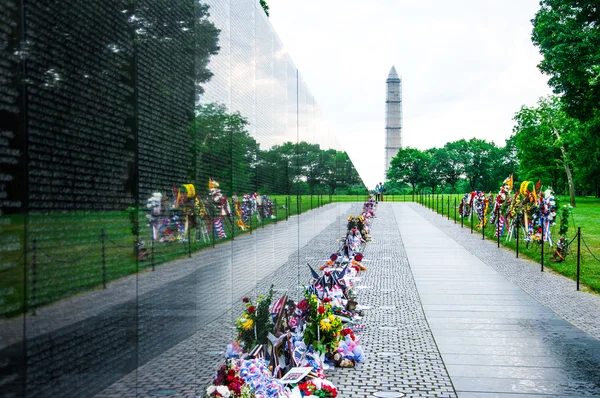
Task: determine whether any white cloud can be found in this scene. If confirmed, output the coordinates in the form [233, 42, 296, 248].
[269, 0, 552, 189]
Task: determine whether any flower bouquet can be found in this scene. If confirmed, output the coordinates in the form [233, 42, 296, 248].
[297, 378, 338, 397]
[301, 291, 342, 355]
[205, 361, 253, 398]
[237, 286, 275, 352]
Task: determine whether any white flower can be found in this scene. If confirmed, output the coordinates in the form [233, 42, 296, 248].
[206, 386, 217, 395]
[216, 386, 231, 397]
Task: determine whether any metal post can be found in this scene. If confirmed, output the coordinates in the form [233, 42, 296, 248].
[274, 199, 278, 223]
[516, 218, 519, 258]
[447, 196, 450, 220]
[470, 211, 473, 234]
[454, 197, 457, 224]
[540, 222, 544, 271]
[441, 195, 444, 217]
[151, 234, 155, 271]
[231, 202, 235, 240]
[32, 239, 37, 315]
[101, 229, 107, 287]
[285, 197, 289, 221]
[188, 223, 192, 258]
[576, 227, 581, 291]
[212, 216, 215, 248]
[482, 215, 485, 240]
[496, 209, 500, 248]
[311, 195, 313, 210]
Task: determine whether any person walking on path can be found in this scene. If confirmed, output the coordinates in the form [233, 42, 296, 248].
[374, 183, 380, 202]
[379, 182, 385, 202]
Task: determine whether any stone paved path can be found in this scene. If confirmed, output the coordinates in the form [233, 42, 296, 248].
[327, 203, 456, 397]
[396, 203, 600, 397]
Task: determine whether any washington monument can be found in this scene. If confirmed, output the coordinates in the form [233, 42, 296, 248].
[384, 66, 402, 178]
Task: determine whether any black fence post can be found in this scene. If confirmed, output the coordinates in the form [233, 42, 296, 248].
[447, 197, 450, 220]
[441, 195, 444, 217]
[454, 197, 457, 224]
[482, 215, 485, 240]
[576, 227, 581, 291]
[274, 199, 278, 223]
[540, 222, 544, 272]
[101, 229, 107, 288]
[470, 211, 474, 234]
[285, 197, 289, 221]
[212, 216, 216, 248]
[151, 234, 155, 271]
[496, 209, 500, 248]
[311, 194, 313, 210]
[32, 239, 37, 315]
[516, 219, 520, 258]
[461, 208, 464, 228]
[188, 223, 192, 258]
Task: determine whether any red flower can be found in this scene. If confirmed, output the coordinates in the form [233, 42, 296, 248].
[354, 253, 363, 262]
[297, 299, 309, 312]
[317, 306, 325, 314]
[323, 297, 331, 303]
[242, 297, 249, 303]
[247, 305, 256, 314]
[330, 253, 338, 261]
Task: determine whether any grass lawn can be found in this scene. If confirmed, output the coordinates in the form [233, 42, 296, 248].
[0, 194, 377, 318]
[420, 194, 600, 293]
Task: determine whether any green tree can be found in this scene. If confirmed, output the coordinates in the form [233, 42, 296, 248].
[435, 144, 464, 194]
[423, 148, 444, 194]
[512, 96, 583, 206]
[189, 103, 258, 195]
[260, 0, 270, 16]
[453, 138, 499, 192]
[532, 0, 600, 124]
[386, 148, 427, 194]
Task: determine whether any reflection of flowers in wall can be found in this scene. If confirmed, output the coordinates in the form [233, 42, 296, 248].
[236, 286, 274, 351]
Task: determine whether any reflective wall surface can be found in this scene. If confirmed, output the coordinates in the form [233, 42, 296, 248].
[0, 1, 364, 397]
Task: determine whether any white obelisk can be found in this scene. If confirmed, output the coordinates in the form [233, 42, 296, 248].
[384, 66, 402, 179]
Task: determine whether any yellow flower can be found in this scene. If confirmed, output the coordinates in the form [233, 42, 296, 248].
[328, 315, 335, 322]
[242, 319, 254, 330]
[320, 318, 332, 332]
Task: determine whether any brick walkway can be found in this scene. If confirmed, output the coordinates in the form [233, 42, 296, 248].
[407, 202, 600, 340]
[396, 203, 600, 397]
[327, 204, 456, 397]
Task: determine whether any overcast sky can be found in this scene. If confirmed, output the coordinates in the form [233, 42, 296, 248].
[268, 0, 553, 189]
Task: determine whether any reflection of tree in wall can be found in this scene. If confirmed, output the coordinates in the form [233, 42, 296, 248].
[189, 104, 362, 196]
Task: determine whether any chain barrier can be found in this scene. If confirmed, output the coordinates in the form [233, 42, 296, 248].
[103, 234, 133, 250]
[581, 235, 600, 263]
[37, 245, 91, 264]
[0, 253, 24, 273]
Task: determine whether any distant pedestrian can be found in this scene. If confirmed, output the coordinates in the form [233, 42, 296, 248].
[374, 183, 380, 202]
[379, 182, 385, 202]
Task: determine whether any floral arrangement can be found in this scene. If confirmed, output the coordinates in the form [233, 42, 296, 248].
[236, 286, 275, 351]
[205, 361, 253, 398]
[297, 379, 338, 397]
[558, 204, 572, 237]
[301, 291, 343, 355]
[238, 359, 287, 397]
